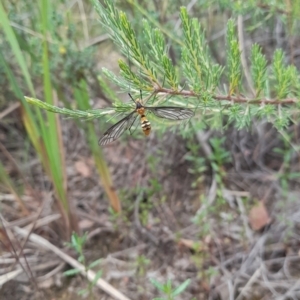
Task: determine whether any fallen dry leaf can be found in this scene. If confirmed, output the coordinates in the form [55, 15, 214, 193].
[38, 277, 54, 289]
[249, 202, 271, 231]
[75, 160, 91, 178]
[78, 219, 94, 230]
[178, 238, 207, 251]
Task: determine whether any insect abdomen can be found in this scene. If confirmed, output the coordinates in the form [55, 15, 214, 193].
[140, 115, 151, 136]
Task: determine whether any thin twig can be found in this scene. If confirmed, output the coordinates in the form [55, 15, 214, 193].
[236, 267, 261, 300]
[0, 269, 23, 287]
[154, 87, 298, 105]
[0, 102, 20, 120]
[13, 226, 132, 300]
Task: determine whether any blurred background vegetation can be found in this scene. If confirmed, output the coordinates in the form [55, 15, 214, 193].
[1, 0, 300, 299]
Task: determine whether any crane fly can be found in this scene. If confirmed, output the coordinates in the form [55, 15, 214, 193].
[98, 91, 194, 146]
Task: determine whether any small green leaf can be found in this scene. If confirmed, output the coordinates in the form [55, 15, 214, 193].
[172, 279, 191, 296]
[78, 288, 88, 296]
[63, 268, 81, 276]
[78, 254, 85, 263]
[288, 172, 300, 179]
[88, 259, 103, 269]
[149, 278, 165, 291]
[92, 270, 103, 285]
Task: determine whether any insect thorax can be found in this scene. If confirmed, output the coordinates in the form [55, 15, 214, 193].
[136, 107, 145, 115]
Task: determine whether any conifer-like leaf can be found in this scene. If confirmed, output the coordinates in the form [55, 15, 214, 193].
[226, 19, 241, 95]
[251, 44, 267, 98]
[273, 50, 292, 99]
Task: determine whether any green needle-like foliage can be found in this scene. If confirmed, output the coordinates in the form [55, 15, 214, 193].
[93, 0, 159, 90]
[25, 97, 131, 118]
[180, 7, 223, 93]
[273, 49, 293, 99]
[226, 19, 242, 95]
[143, 20, 178, 90]
[250, 44, 268, 98]
[24, 0, 300, 139]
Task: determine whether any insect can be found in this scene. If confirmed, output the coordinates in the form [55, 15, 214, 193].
[98, 91, 194, 146]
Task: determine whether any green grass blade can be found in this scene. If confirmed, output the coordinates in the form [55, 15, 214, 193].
[0, 51, 43, 156]
[74, 80, 121, 212]
[0, 1, 35, 96]
[37, 0, 71, 230]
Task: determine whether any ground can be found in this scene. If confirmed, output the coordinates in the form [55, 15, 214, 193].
[2, 109, 300, 299]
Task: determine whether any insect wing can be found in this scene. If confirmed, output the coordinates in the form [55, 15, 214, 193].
[145, 106, 194, 120]
[99, 111, 136, 145]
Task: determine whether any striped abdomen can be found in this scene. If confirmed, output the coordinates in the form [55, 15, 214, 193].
[140, 115, 151, 136]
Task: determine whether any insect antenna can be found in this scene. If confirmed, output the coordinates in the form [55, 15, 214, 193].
[128, 93, 136, 103]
